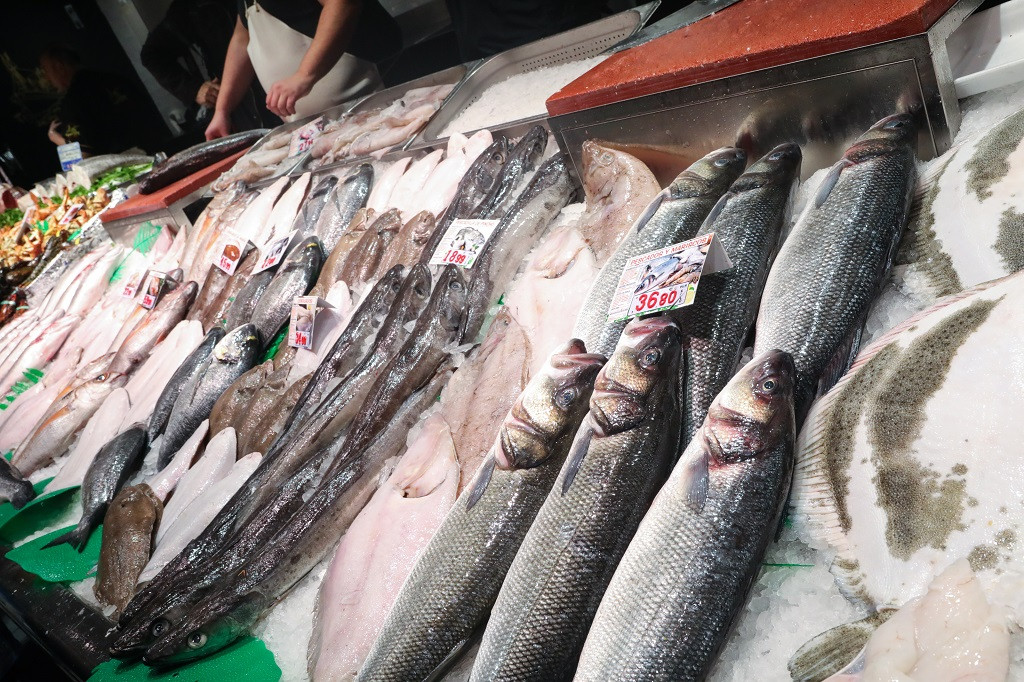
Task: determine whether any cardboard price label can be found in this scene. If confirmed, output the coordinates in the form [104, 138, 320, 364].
[253, 231, 297, 275]
[58, 203, 85, 226]
[428, 219, 499, 269]
[288, 116, 326, 157]
[140, 271, 167, 309]
[288, 296, 334, 350]
[121, 269, 148, 299]
[214, 231, 249, 275]
[57, 142, 82, 171]
[606, 233, 732, 323]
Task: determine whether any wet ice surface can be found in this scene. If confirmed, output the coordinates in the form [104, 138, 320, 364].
[254, 563, 328, 682]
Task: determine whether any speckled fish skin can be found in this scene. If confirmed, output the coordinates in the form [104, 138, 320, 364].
[147, 329, 225, 443]
[470, 316, 682, 682]
[376, 211, 437, 275]
[0, 457, 34, 509]
[475, 125, 547, 220]
[207, 360, 272, 439]
[45, 425, 149, 551]
[157, 324, 259, 467]
[293, 174, 338, 238]
[677, 143, 801, 442]
[572, 147, 748, 358]
[236, 365, 290, 456]
[339, 209, 402, 289]
[314, 164, 373, 252]
[461, 154, 576, 342]
[109, 282, 199, 375]
[575, 350, 796, 682]
[250, 236, 324, 345]
[358, 341, 605, 682]
[754, 114, 917, 423]
[95, 484, 162, 616]
[312, 208, 374, 299]
[221, 269, 273, 331]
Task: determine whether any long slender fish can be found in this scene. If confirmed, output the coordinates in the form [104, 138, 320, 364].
[475, 125, 547, 220]
[147, 329, 225, 443]
[676, 143, 801, 441]
[470, 316, 682, 682]
[754, 113, 917, 423]
[572, 147, 747, 358]
[358, 340, 604, 682]
[574, 351, 796, 682]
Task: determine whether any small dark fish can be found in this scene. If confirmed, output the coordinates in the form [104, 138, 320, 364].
[95, 484, 162, 616]
[138, 130, 266, 194]
[250, 236, 324, 345]
[44, 425, 148, 551]
[148, 328, 225, 443]
[475, 125, 547, 219]
[0, 457, 34, 509]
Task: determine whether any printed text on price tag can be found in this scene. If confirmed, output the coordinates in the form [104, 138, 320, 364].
[428, 219, 499, 269]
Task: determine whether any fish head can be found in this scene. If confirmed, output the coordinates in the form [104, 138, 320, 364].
[347, 162, 374, 189]
[109, 602, 191, 658]
[470, 137, 512, 194]
[429, 265, 468, 337]
[591, 316, 682, 435]
[369, 265, 407, 319]
[495, 338, 605, 470]
[705, 349, 796, 460]
[374, 209, 404, 236]
[408, 211, 437, 244]
[514, 125, 548, 166]
[311, 174, 339, 198]
[142, 591, 261, 666]
[214, 324, 259, 364]
[846, 113, 917, 163]
[581, 141, 628, 201]
[742, 143, 803, 187]
[399, 263, 433, 320]
[671, 147, 747, 200]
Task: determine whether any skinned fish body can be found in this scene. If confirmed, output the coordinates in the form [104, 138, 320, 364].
[95, 484, 163, 616]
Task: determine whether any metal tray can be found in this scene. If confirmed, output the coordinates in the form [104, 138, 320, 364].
[410, 4, 655, 146]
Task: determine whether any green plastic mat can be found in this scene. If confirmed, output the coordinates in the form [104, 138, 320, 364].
[6, 523, 101, 582]
[89, 637, 282, 682]
[0, 482, 78, 543]
[262, 327, 287, 363]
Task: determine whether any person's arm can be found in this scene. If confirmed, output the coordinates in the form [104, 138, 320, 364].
[265, 0, 362, 118]
[206, 16, 257, 139]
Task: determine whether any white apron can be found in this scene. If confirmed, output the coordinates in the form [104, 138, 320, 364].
[245, 1, 382, 119]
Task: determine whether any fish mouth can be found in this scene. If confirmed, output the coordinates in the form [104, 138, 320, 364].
[621, 316, 680, 347]
[549, 339, 605, 371]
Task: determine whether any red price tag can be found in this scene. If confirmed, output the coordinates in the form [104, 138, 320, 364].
[633, 287, 680, 314]
[141, 293, 156, 308]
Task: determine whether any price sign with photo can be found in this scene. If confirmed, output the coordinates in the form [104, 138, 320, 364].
[140, 271, 167, 309]
[121, 269, 148, 299]
[214, 231, 249, 275]
[428, 219, 499, 269]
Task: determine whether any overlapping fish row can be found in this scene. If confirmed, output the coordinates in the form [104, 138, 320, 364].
[2, 103, 1023, 682]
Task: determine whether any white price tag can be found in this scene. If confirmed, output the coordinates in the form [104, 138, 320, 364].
[57, 142, 82, 171]
[428, 219, 499, 269]
[121, 269, 148, 299]
[213, 231, 249, 275]
[606, 233, 732, 323]
[140, 271, 167, 309]
[58, 203, 85, 226]
[253, 230, 297, 274]
[288, 296, 334, 350]
[287, 116, 326, 157]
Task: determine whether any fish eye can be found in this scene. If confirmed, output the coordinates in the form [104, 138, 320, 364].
[600, 152, 614, 164]
[95, 373, 106, 381]
[555, 387, 578, 409]
[640, 347, 662, 368]
[884, 119, 906, 129]
[768, 152, 783, 161]
[151, 619, 168, 637]
[761, 379, 777, 392]
[449, 280, 464, 292]
[713, 157, 731, 167]
[187, 631, 207, 649]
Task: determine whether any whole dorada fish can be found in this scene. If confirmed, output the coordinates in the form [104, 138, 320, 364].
[147, 329, 225, 443]
[339, 209, 403, 289]
[474, 125, 547, 220]
[358, 341, 604, 682]
[471, 316, 682, 682]
[109, 281, 198, 375]
[250, 236, 324, 345]
[576, 141, 661, 265]
[575, 350, 796, 682]
[461, 153, 576, 342]
[157, 324, 259, 467]
[573, 147, 747, 358]
[95, 484, 162, 616]
[676, 143, 801, 441]
[45, 425, 148, 551]
[0, 457, 34, 509]
[314, 164, 373, 252]
[13, 371, 127, 475]
[311, 208, 375, 298]
[755, 113, 917, 422]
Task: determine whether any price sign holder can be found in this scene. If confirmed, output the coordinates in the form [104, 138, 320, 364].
[214, 231, 250, 275]
[428, 218, 499, 269]
[253, 230, 298, 275]
[140, 271, 167, 309]
[288, 296, 334, 350]
[121, 269, 148, 299]
[606, 233, 732, 323]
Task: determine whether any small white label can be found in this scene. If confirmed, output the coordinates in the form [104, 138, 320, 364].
[428, 219, 499, 269]
[288, 296, 334, 350]
[140, 271, 167, 309]
[606, 233, 732, 323]
[57, 142, 82, 171]
[288, 116, 325, 157]
[253, 230, 297, 274]
[58, 203, 85, 226]
[121, 269, 148, 299]
[213, 231, 249, 275]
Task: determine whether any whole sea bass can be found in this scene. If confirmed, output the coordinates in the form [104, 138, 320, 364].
[250, 236, 324, 345]
[470, 316, 682, 681]
[754, 113, 917, 422]
[677, 143, 801, 441]
[358, 340, 605, 682]
[157, 324, 259, 467]
[147, 328, 225, 443]
[292, 174, 337, 238]
[574, 350, 796, 681]
[313, 163, 373, 252]
[573, 147, 747, 357]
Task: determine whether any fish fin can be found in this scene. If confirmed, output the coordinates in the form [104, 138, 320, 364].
[422, 628, 483, 682]
[680, 448, 709, 512]
[813, 160, 851, 209]
[561, 423, 594, 495]
[816, 324, 863, 398]
[788, 611, 895, 681]
[633, 188, 669, 234]
[464, 457, 495, 511]
[42, 517, 93, 552]
[703, 191, 732, 227]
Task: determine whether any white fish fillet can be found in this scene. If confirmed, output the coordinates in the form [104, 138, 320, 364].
[156, 426, 236, 542]
[462, 129, 494, 162]
[0, 314, 79, 397]
[447, 132, 468, 158]
[368, 157, 411, 214]
[232, 177, 290, 244]
[418, 155, 471, 218]
[145, 420, 209, 502]
[261, 173, 312, 247]
[390, 150, 444, 217]
[0, 381, 62, 453]
[309, 414, 460, 682]
[0, 310, 62, 379]
[45, 387, 129, 492]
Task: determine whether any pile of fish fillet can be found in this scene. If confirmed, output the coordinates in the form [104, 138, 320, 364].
[0, 100, 1021, 682]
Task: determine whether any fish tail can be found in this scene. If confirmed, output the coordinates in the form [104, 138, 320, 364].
[10, 482, 35, 509]
[42, 520, 92, 552]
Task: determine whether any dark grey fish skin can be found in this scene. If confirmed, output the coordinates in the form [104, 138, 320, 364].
[313, 164, 373, 252]
[147, 328, 226, 444]
[474, 125, 548, 220]
[0, 457, 34, 509]
[250, 236, 324, 345]
[201, 248, 259, 333]
[754, 114, 917, 424]
[470, 316, 682, 682]
[95, 483, 162, 617]
[138, 129, 266, 194]
[572, 147, 747, 358]
[574, 351, 796, 682]
[676, 143, 801, 442]
[419, 137, 512, 264]
[157, 324, 260, 467]
[358, 341, 604, 682]
[291, 175, 338, 237]
[188, 266, 228, 323]
[222, 270, 273, 331]
[461, 153, 576, 342]
[44, 425, 148, 551]
[109, 282, 199, 375]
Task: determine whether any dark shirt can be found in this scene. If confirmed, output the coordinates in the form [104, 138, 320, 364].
[237, 0, 402, 63]
[446, 0, 606, 61]
[57, 69, 159, 154]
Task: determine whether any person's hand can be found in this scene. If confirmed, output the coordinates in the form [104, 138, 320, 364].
[196, 78, 220, 108]
[205, 110, 232, 140]
[48, 120, 66, 146]
[266, 71, 316, 118]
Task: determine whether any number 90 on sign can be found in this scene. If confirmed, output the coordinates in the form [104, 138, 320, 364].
[632, 286, 680, 314]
